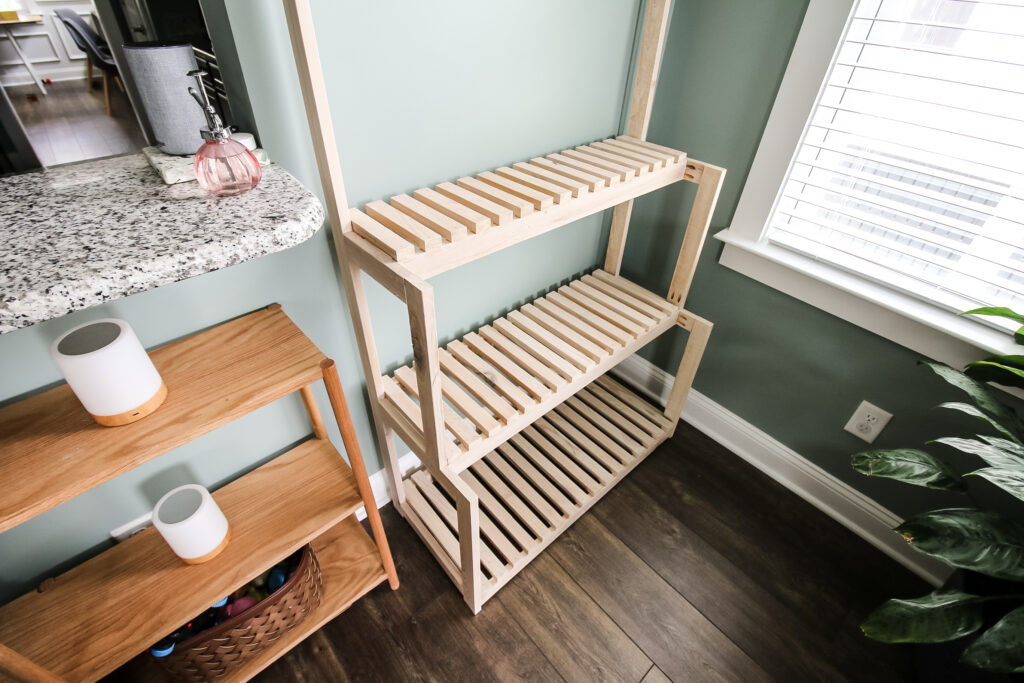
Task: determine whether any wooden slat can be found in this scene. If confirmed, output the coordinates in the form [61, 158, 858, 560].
[587, 141, 662, 173]
[557, 285, 645, 337]
[475, 454, 563, 528]
[439, 349, 517, 424]
[574, 145, 649, 176]
[412, 187, 491, 233]
[394, 366, 481, 448]
[389, 193, 468, 242]
[611, 138, 679, 166]
[0, 306, 326, 535]
[576, 387, 655, 444]
[496, 442, 576, 518]
[436, 182, 513, 225]
[529, 157, 605, 192]
[0, 439, 363, 681]
[463, 469, 540, 550]
[592, 269, 677, 314]
[457, 176, 535, 219]
[544, 409, 625, 473]
[447, 340, 533, 413]
[439, 371, 501, 438]
[536, 294, 627, 349]
[365, 200, 443, 251]
[519, 303, 606, 362]
[546, 153, 620, 186]
[478, 326, 567, 391]
[463, 332, 551, 401]
[510, 162, 589, 198]
[492, 318, 581, 380]
[581, 274, 665, 320]
[598, 139, 667, 169]
[493, 166, 572, 204]
[411, 471, 507, 576]
[349, 208, 416, 261]
[562, 148, 637, 181]
[477, 171, 555, 211]
[506, 311, 592, 371]
[533, 417, 612, 485]
[596, 375, 672, 430]
[404, 481, 462, 568]
[587, 382, 664, 438]
[565, 395, 644, 456]
[616, 135, 685, 162]
[515, 428, 593, 501]
[568, 281, 657, 328]
[553, 401, 635, 466]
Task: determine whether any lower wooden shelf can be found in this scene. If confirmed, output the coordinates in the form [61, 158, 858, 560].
[0, 437, 363, 682]
[402, 374, 672, 604]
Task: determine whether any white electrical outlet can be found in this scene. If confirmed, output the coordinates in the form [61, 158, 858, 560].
[844, 400, 893, 443]
[110, 511, 153, 542]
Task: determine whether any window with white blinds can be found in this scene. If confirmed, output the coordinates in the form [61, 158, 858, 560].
[766, 0, 1024, 327]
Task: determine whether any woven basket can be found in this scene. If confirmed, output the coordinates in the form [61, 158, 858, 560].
[157, 544, 323, 681]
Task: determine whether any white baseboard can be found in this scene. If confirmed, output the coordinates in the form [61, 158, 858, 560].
[611, 354, 952, 587]
[356, 451, 420, 522]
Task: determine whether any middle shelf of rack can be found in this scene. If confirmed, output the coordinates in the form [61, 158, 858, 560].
[0, 436, 376, 682]
[377, 269, 680, 473]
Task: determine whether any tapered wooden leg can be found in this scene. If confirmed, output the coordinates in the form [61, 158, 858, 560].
[102, 71, 111, 117]
[320, 359, 399, 590]
[299, 384, 328, 439]
[664, 313, 713, 436]
[86, 54, 93, 92]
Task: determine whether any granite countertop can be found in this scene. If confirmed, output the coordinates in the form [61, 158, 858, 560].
[0, 154, 325, 334]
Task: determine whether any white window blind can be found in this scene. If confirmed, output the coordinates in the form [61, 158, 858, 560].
[766, 0, 1024, 329]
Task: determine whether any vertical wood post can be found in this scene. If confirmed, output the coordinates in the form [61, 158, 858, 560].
[405, 278, 448, 475]
[666, 163, 725, 304]
[453, 479, 483, 614]
[664, 313, 712, 435]
[299, 384, 328, 439]
[321, 359, 399, 590]
[603, 0, 673, 275]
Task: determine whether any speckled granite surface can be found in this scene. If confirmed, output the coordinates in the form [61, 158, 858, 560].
[0, 154, 324, 334]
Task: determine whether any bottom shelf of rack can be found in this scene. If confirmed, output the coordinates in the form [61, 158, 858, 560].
[401, 374, 672, 605]
[121, 515, 387, 682]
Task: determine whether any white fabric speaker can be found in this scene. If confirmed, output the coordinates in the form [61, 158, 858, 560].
[153, 484, 231, 564]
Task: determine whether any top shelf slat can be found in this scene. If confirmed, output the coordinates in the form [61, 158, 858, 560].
[344, 136, 689, 280]
[0, 305, 326, 534]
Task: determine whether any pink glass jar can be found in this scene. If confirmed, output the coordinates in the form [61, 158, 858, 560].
[194, 138, 262, 197]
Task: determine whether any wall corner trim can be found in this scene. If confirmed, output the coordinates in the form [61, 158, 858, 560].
[611, 354, 952, 587]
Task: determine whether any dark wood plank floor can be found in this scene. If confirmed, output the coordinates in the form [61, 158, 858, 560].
[256, 421, 935, 682]
[5, 79, 145, 167]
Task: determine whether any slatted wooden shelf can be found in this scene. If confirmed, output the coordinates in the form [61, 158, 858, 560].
[347, 136, 689, 279]
[0, 306, 325, 534]
[0, 437, 364, 682]
[378, 270, 678, 473]
[402, 375, 672, 599]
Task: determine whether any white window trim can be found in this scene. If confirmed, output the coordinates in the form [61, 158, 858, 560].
[714, 0, 1019, 369]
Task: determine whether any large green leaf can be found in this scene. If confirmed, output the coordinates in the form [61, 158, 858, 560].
[961, 307, 1024, 345]
[933, 437, 1024, 469]
[895, 508, 1024, 581]
[967, 468, 1024, 503]
[964, 360, 1024, 390]
[924, 363, 1021, 436]
[852, 449, 964, 490]
[861, 590, 984, 643]
[960, 603, 1024, 673]
[939, 402, 1022, 443]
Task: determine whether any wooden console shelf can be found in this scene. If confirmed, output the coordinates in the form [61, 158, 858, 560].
[284, 0, 725, 613]
[0, 305, 398, 681]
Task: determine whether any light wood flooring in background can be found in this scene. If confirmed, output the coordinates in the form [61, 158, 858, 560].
[6, 78, 145, 167]
[253, 421, 941, 682]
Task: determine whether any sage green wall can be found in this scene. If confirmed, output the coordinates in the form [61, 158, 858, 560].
[0, 0, 640, 604]
[624, 0, 1023, 520]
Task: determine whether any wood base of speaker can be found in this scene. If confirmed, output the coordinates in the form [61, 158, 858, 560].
[180, 528, 232, 565]
[91, 382, 168, 427]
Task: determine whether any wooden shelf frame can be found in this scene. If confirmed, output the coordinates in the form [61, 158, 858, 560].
[283, 0, 725, 613]
[0, 305, 399, 682]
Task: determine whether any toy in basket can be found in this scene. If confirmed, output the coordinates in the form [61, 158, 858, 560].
[152, 544, 322, 681]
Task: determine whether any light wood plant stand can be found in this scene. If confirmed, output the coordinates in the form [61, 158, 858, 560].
[0, 304, 398, 682]
[284, 0, 724, 614]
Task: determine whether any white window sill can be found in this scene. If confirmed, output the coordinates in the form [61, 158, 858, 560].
[714, 228, 1020, 371]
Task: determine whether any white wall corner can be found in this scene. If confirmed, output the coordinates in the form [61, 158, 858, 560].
[611, 354, 953, 587]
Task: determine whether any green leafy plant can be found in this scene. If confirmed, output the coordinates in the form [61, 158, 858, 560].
[851, 307, 1024, 674]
